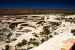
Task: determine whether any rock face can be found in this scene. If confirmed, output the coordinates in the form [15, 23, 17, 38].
[0, 9, 75, 50]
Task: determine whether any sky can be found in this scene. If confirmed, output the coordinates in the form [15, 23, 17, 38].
[0, 0, 75, 9]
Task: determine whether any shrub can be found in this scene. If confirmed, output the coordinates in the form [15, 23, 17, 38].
[27, 47, 33, 50]
[71, 29, 75, 36]
[49, 35, 53, 37]
[17, 39, 27, 47]
[22, 39, 27, 45]
[7, 33, 12, 38]
[33, 34, 38, 37]
[32, 42, 39, 46]
[43, 26, 50, 35]
[17, 42, 22, 47]
[41, 38, 45, 44]
[30, 38, 36, 41]
[5, 40, 10, 43]
[5, 44, 10, 50]
[12, 39, 17, 41]
[50, 22, 60, 26]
